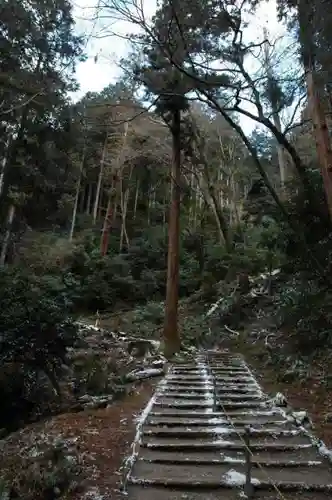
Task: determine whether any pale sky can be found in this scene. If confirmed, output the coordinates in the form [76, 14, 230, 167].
[71, 0, 291, 132]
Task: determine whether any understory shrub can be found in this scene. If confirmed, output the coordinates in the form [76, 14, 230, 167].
[276, 274, 332, 354]
[0, 266, 77, 430]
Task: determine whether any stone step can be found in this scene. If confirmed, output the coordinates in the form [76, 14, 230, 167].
[167, 376, 254, 382]
[154, 399, 266, 409]
[164, 385, 260, 393]
[165, 380, 258, 386]
[146, 418, 295, 430]
[171, 370, 250, 376]
[143, 427, 306, 443]
[158, 392, 264, 401]
[127, 485, 330, 500]
[149, 410, 283, 418]
[208, 364, 247, 369]
[142, 438, 316, 453]
[163, 383, 259, 391]
[213, 371, 251, 376]
[139, 448, 324, 465]
[130, 462, 332, 490]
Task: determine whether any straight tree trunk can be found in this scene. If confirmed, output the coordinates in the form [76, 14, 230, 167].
[133, 180, 140, 219]
[307, 70, 332, 221]
[69, 150, 85, 241]
[79, 185, 85, 213]
[0, 204, 15, 266]
[147, 189, 151, 226]
[93, 133, 108, 225]
[163, 108, 182, 359]
[100, 197, 113, 256]
[119, 166, 132, 252]
[208, 185, 232, 252]
[0, 136, 10, 198]
[86, 184, 92, 215]
[263, 28, 289, 194]
[117, 123, 130, 252]
[297, 0, 332, 221]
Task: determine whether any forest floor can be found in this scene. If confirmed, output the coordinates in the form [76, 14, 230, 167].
[0, 379, 159, 500]
[246, 349, 332, 448]
[224, 331, 332, 448]
[2, 304, 332, 499]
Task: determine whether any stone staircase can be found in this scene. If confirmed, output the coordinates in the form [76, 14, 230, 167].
[125, 351, 332, 499]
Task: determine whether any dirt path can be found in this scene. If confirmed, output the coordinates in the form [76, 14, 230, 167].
[125, 351, 332, 500]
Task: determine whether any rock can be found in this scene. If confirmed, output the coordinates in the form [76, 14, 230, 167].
[324, 412, 332, 423]
[53, 486, 61, 497]
[271, 392, 288, 407]
[79, 394, 91, 402]
[125, 367, 164, 382]
[279, 370, 297, 383]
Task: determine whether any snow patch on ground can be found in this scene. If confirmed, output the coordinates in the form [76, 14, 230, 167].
[126, 368, 164, 381]
[82, 487, 105, 499]
[318, 442, 332, 461]
[206, 297, 224, 317]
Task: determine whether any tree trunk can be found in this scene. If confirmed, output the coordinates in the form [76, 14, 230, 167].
[273, 112, 289, 190]
[263, 28, 290, 194]
[0, 204, 15, 266]
[163, 108, 182, 359]
[0, 136, 10, 198]
[86, 183, 92, 215]
[133, 180, 139, 219]
[119, 167, 132, 252]
[69, 150, 85, 241]
[306, 70, 332, 221]
[93, 133, 108, 225]
[100, 197, 113, 256]
[208, 185, 232, 252]
[147, 189, 151, 226]
[79, 185, 85, 213]
[118, 123, 130, 252]
[296, 0, 332, 221]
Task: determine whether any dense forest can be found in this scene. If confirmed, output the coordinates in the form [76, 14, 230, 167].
[1, 0, 332, 495]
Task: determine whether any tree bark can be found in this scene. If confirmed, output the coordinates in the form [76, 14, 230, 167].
[133, 180, 139, 219]
[69, 150, 85, 241]
[119, 169, 132, 252]
[93, 133, 108, 225]
[0, 136, 11, 199]
[263, 29, 290, 194]
[100, 196, 113, 256]
[307, 70, 332, 221]
[0, 204, 15, 266]
[86, 183, 92, 215]
[163, 108, 182, 359]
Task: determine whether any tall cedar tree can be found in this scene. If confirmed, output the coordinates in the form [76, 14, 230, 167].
[276, 0, 332, 220]
[133, 0, 233, 356]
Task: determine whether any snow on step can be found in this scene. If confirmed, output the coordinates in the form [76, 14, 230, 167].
[130, 461, 332, 489]
[139, 449, 324, 466]
[163, 384, 259, 392]
[127, 488, 332, 500]
[158, 392, 263, 401]
[154, 399, 266, 409]
[146, 417, 294, 429]
[143, 426, 304, 439]
[125, 352, 332, 498]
